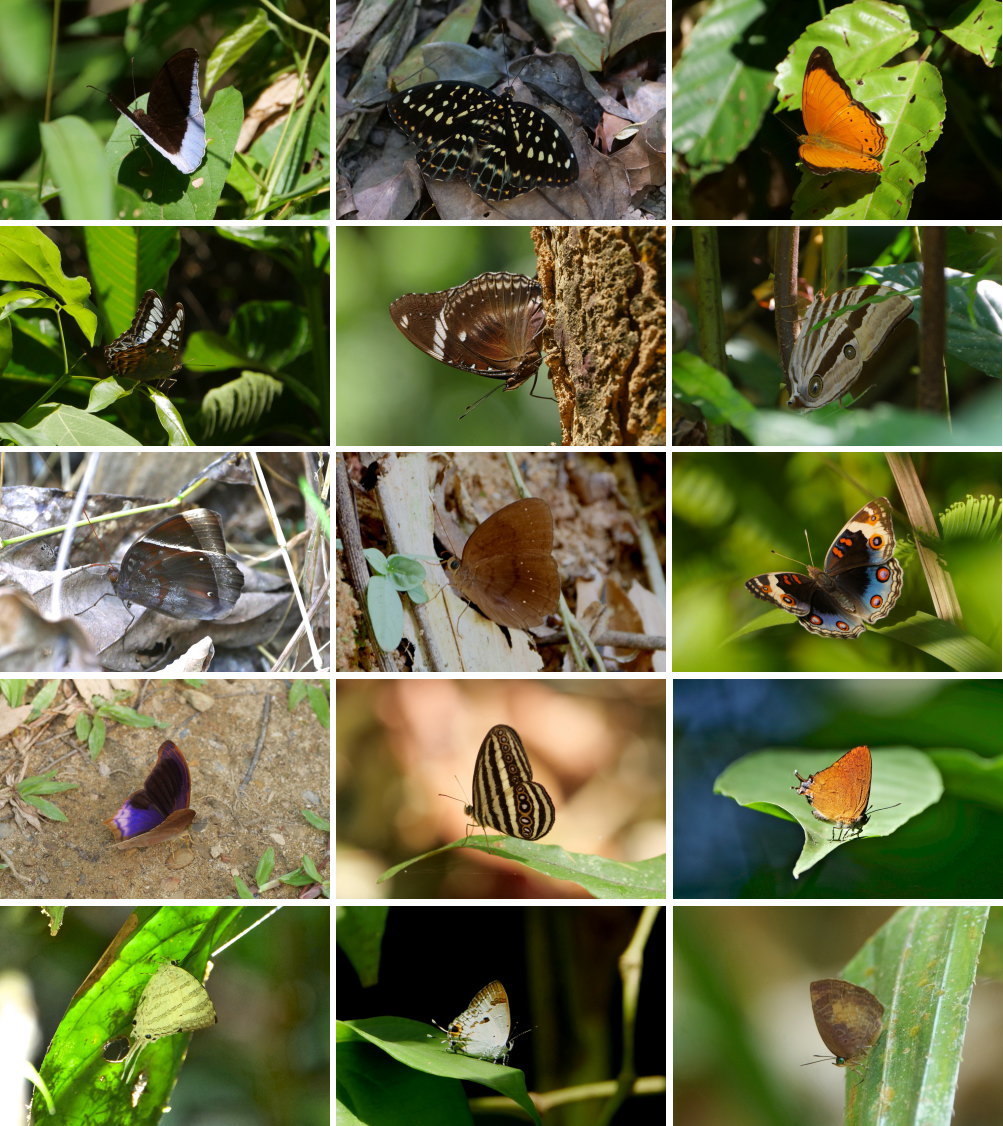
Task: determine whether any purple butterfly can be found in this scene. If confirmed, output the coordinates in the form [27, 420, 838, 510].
[104, 741, 196, 849]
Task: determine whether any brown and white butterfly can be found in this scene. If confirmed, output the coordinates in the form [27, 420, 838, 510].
[786, 285, 913, 410]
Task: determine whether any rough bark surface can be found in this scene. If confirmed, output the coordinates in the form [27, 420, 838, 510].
[533, 226, 665, 446]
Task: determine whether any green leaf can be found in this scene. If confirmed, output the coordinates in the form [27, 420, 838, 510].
[364, 548, 389, 574]
[88, 718, 106, 757]
[305, 684, 330, 727]
[380, 839, 666, 899]
[302, 809, 329, 831]
[713, 747, 942, 878]
[336, 905, 388, 987]
[92, 705, 166, 727]
[367, 574, 403, 651]
[255, 848, 275, 887]
[6, 403, 143, 445]
[929, 748, 1003, 808]
[338, 1016, 543, 1126]
[673, 353, 759, 433]
[0, 681, 28, 706]
[32, 906, 246, 1123]
[385, 554, 428, 591]
[27, 680, 59, 717]
[233, 875, 254, 898]
[836, 906, 988, 1126]
[39, 116, 115, 219]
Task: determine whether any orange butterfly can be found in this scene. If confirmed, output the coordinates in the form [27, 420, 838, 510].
[798, 46, 887, 175]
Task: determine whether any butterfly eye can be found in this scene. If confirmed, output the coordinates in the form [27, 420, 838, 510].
[842, 343, 857, 360]
[808, 375, 824, 398]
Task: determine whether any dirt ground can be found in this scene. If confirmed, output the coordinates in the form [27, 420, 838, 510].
[0, 679, 330, 899]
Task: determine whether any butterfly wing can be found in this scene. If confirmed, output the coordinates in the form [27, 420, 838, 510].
[104, 740, 195, 847]
[445, 981, 512, 1062]
[795, 745, 873, 829]
[389, 272, 543, 387]
[822, 498, 897, 573]
[745, 571, 820, 620]
[787, 287, 913, 409]
[447, 498, 560, 630]
[745, 498, 902, 638]
[746, 570, 871, 638]
[798, 47, 886, 175]
[113, 509, 243, 619]
[115, 48, 206, 174]
[818, 497, 903, 626]
[103, 290, 185, 381]
[467, 725, 556, 840]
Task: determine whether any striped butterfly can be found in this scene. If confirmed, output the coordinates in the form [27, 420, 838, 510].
[118, 961, 216, 1083]
[433, 980, 514, 1064]
[786, 285, 912, 410]
[464, 725, 555, 841]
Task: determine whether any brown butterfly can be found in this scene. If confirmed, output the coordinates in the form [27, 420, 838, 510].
[441, 497, 560, 630]
[786, 286, 912, 410]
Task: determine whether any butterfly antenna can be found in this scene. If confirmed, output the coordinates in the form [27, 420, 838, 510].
[769, 548, 808, 568]
[869, 802, 902, 816]
[459, 382, 507, 419]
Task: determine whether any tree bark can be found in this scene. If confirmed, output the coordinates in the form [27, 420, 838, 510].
[533, 226, 665, 446]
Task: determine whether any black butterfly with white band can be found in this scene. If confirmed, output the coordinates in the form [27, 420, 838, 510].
[107, 48, 206, 175]
[98, 290, 185, 385]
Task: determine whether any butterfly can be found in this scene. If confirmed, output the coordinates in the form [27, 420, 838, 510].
[808, 979, 884, 1069]
[464, 724, 556, 841]
[389, 272, 544, 392]
[432, 981, 514, 1064]
[745, 498, 903, 638]
[103, 741, 196, 849]
[118, 962, 216, 1083]
[786, 285, 913, 409]
[441, 498, 560, 631]
[107, 48, 206, 174]
[797, 46, 887, 175]
[100, 290, 184, 385]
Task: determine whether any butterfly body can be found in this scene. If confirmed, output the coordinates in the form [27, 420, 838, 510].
[797, 46, 886, 175]
[745, 498, 902, 638]
[786, 286, 913, 410]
